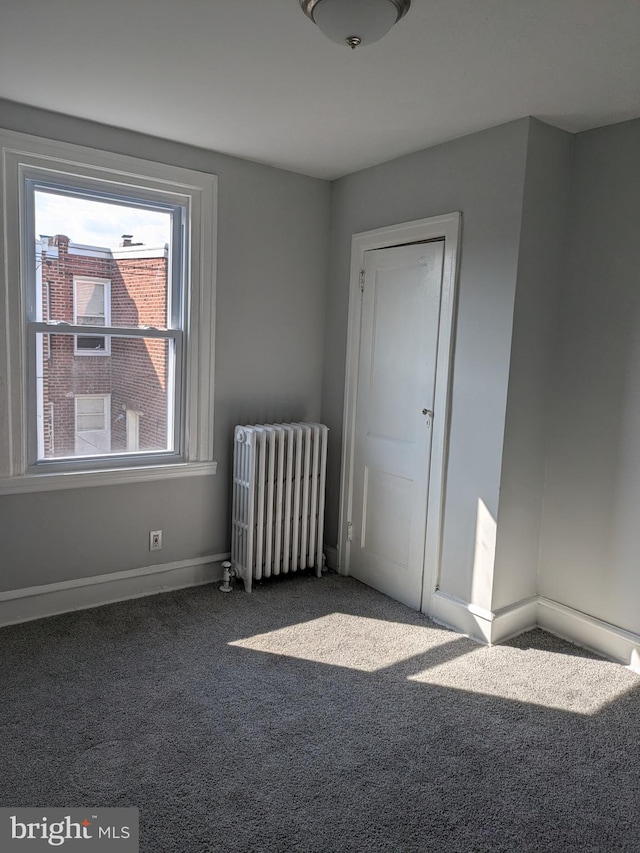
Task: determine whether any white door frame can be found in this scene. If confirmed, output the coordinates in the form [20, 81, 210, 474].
[338, 212, 461, 615]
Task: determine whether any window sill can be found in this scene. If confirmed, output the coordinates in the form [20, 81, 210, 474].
[0, 460, 218, 495]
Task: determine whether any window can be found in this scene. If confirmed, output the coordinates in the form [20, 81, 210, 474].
[0, 130, 217, 493]
[74, 277, 111, 355]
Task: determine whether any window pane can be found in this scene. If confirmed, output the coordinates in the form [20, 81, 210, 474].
[36, 333, 174, 460]
[76, 397, 107, 415]
[76, 281, 105, 319]
[76, 335, 107, 351]
[35, 190, 171, 329]
[76, 412, 105, 431]
[77, 317, 106, 327]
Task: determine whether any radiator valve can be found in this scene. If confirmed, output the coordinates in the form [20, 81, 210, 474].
[219, 561, 235, 593]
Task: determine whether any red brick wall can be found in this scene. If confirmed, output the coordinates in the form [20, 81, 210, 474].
[41, 236, 169, 458]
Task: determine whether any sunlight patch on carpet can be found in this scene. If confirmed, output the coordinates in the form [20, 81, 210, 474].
[228, 612, 457, 672]
[408, 645, 640, 715]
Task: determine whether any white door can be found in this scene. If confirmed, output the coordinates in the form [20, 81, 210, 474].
[349, 240, 445, 609]
[126, 409, 140, 452]
[74, 394, 111, 456]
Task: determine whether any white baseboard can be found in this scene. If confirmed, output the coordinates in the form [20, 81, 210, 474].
[430, 590, 493, 643]
[0, 553, 229, 628]
[324, 545, 338, 572]
[432, 590, 640, 670]
[538, 596, 640, 673]
[430, 591, 540, 646]
[491, 596, 539, 644]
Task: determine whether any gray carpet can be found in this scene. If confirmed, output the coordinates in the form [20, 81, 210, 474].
[1, 572, 639, 852]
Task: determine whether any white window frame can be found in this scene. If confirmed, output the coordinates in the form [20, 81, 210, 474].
[73, 277, 111, 356]
[0, 129, 218, 494]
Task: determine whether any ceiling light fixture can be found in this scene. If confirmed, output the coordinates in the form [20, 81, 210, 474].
[300, 0, 411, 49]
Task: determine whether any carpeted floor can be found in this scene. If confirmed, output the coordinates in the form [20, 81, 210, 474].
[1, 572, 639, 852]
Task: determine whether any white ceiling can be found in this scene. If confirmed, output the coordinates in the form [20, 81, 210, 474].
[1, 0, 639, 180]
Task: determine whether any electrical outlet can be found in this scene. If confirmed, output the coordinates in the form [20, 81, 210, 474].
[149, 530, 162, 551]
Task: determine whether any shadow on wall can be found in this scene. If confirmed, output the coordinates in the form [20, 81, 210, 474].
[539, 124, 640, 632]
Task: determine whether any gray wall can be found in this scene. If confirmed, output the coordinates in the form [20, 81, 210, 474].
[322, 119, 530, 606]
[538, 118, 640, 635]
[492, 120, 573, 612]
[0, 100, 331, 592]
[5, 99, 638, 643]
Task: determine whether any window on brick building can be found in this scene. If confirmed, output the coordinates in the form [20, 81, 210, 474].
[74, 278, 111, 355]
[0, 130, 217, 492]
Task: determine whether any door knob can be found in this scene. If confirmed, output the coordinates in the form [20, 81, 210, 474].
[422, 409, 433, 417]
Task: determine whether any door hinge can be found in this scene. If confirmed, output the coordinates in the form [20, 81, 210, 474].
[359, 270, 365, 292]
[347, 521, 353, 541]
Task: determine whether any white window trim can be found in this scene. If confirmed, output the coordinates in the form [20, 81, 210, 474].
[73, 276, 111, 356]
[0, 128, 218, 494]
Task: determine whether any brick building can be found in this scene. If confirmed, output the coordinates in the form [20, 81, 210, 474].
[37, 234, 169, 458]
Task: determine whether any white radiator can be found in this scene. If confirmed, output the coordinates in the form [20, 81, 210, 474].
[231, 423, 328, 592]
